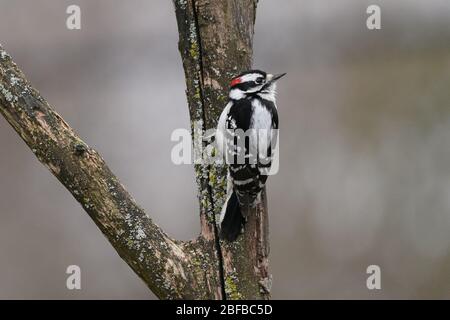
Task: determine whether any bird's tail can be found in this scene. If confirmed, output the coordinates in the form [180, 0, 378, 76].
[219, 191, 244, 242]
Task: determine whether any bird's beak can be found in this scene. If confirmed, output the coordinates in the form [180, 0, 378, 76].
[270, 73, 287, 82]
[263, 73, 286, 89]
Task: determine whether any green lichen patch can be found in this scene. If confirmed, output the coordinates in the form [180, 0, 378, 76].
[225, 274, 243, 300]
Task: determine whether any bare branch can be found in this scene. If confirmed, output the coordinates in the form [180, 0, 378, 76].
[0, 0, 268, 300]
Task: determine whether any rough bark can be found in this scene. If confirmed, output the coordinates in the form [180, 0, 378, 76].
[0, 44, 218, 300]
[0, 0, 270, 300]
[173, 0, 270, 299]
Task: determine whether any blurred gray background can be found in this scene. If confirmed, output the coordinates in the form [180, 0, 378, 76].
[1, 0, 450, 299]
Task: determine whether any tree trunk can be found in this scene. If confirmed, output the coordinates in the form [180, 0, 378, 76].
[173, 0, 270, 300]
[0, 0, 270, 300]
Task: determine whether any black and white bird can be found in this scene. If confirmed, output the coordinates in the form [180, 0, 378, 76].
[215, 70, 285, 241]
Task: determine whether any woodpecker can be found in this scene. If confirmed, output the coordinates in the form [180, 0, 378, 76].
[216, 70, 285, 241]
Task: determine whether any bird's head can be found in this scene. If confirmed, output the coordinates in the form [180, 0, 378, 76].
[228, 70, 286, 101]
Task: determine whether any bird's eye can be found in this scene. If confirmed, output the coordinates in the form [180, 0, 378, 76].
[255, 77, 264, 84]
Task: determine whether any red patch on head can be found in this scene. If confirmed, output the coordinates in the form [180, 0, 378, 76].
[230, 77, 242, 87]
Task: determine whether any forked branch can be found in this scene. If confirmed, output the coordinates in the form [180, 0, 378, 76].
[0, 0, 269, 300]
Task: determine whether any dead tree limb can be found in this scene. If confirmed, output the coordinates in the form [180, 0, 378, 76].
[0, 44, 220, 299]
[0, 0, 270, 300]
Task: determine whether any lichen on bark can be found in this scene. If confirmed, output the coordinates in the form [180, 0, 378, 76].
[0, 0, 270, 300]
[174, 0, 271, 300]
